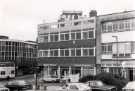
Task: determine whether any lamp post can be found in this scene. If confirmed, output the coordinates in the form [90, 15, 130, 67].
[112, 36, 119, 75]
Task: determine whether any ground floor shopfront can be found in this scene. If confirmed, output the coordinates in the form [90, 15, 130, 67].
[101, 61, 135, 81]
[42, 64, 96, 79]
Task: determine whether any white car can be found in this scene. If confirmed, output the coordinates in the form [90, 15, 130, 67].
[58, 83, 91, 91]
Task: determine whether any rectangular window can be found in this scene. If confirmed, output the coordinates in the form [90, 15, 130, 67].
[76, 32, 81, 40]
[50, 50, 54, 56]
[83, 48, 88, 56]
[54, 50, 58, 56]
[89, 49, 94, 56]
[71, 32, 76, 40]
[102, 44, 112, 54]
[71, 48, 75, 56]
[11, 70, 15, 74]
[1, 71, 5, 75]
[60, 50, 64, 56]
[60, 34, 65, 41]
[65, 33, 69, 40]
[50, 34, 54, 42]
[54, 34, 59, 41]
[43, 50, 48, 57]
[44, 35, 48, 42]
[108, 25, 112, 32]
[76, 48, 81, 56]
[119, 23, 124, 30]
[82, 31, 88, 39]
[88, 31, 94, 38]
[65, 49, 69, 56]
[102, 24, 107, 32]
[60, 23, 65, 27]
[113, 24, 118, 31]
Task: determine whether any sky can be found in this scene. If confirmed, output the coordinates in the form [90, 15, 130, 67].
[0, 0, 134, 41]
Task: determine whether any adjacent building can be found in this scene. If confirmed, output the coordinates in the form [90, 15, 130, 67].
[38, 10, 98, 78]
[38, 10, 135, 81]
[0, 35, 37, 74]
[99, 10, 135, 81]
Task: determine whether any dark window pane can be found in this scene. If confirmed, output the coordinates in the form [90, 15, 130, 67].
[83, 32, 88, 39]
[50, 35, 54, 42]
[60, 50, 64, 56]
[71, 49, 75, 56]
[44, 35, 48, 42]
[60, 34, 65, 41]
[88, 31, 94, 38]
[76, 49, 81, 56]
[54, 34, 59, 41]
[83, 49, 88, 56]
[65, 33, 69, 40]
[54, 50, 58, 56]
[76, 32, 81, 40]
[71, 32, 76, 40]
[65, 50, 69, 56]
[89, 49, 94, 56]
[50, 50, 54, 56]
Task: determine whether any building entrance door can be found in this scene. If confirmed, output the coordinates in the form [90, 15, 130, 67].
[129, 68, 133, 81]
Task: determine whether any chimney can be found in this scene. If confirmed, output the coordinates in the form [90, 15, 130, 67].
[89, 10, 97, 17]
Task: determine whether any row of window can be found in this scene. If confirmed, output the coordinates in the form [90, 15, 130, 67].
[38, 29, 95, 43]
[102, 20, 135, 33]
[40, 18, 95, 30]
[58, 19, 95, 27]
[0, 70, 15, 75]
[38, 47, 95, 57]
[102, 42, 132, 54]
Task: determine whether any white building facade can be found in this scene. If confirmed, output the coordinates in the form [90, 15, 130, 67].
[99, 11, 135, 81]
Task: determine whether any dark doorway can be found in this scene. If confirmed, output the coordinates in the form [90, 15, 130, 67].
[129, 68, 133, 81]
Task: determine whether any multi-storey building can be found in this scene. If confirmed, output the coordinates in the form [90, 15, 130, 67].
[0, 35, 37, 74]
[99, 11, 135, 81]
[38, 10, 98, 78]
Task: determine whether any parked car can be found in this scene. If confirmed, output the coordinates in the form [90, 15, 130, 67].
[85, 81, 117, 91]
[39, 76, 60, 83]
[6, 80, 32, 90]
[0, 84, 9, 91]
[58, 83, 91, 91]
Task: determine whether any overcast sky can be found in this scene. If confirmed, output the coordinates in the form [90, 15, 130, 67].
[0, 0, 134, 41]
